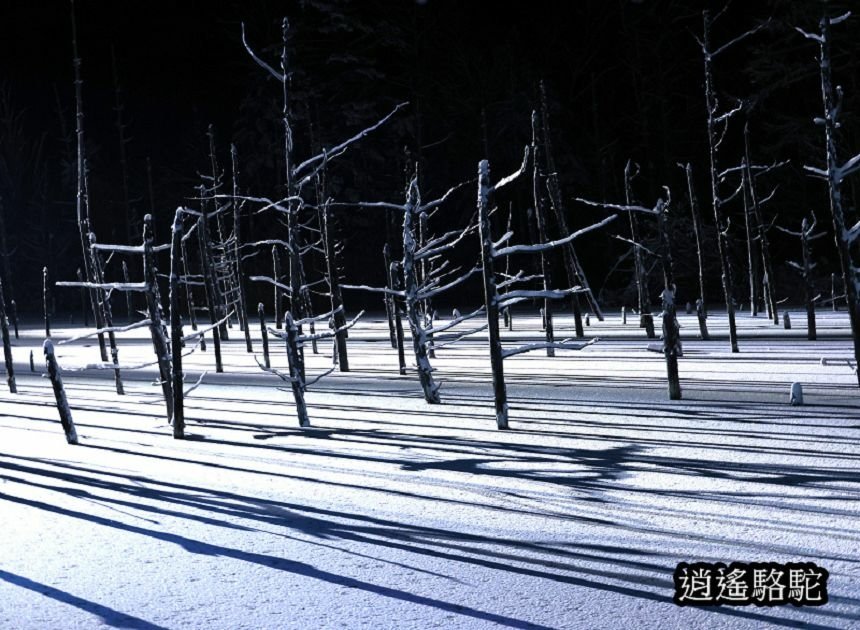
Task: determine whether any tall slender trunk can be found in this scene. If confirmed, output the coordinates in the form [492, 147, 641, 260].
[818, 13, 860, 386]
[383, 243, 397, 348]
[741, 164, 760, 317]
[657, 200, 681, 400]
[540, 82, 601, 326]
[0, 275, 16, 393]
[682, 163, 710, 340]
[143, 214, 174, 419]
[197, 214, 222, 373]
[703, 10, 739, 353]
[89, 234, 124, 395]
[231, 144, 253, 352]
[744, 124, 779, 325]
[477, 160, 508, 430]
[402, 182, 439, 403]
[71, 1, 107, 362]
[0, 197, 17, 339]
[169, 210, 185, 438]
[322, 203, 349, 371]
[531, 112, 555, 355]
[625, 161, 655, 338]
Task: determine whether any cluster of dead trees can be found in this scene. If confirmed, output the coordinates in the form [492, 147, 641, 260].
[2, 5, 860, 443]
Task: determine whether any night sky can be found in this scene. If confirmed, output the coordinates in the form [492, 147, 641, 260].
[1, 1, 857, 311]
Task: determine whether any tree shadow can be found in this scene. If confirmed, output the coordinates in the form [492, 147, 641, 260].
[0, 569, 168, 629]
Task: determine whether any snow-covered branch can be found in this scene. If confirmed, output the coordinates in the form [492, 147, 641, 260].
[491, 146, 530, 192]
[424, 305, 486, 335]
[182, 310, 234, 343]
[241, 22, 284, 82]
[56, 280, 148, 292]
[294, 102, 409, 184]
[249, 275, 292, 294]
[183, 371, 207, 397]
[417, 267, 480, 301]
[712, 19, 771, 57]
[502, 337, 597, 359]
[341, 283, 404, 297]
[495, 214, 617, 257]
[58, 319, 152, 345]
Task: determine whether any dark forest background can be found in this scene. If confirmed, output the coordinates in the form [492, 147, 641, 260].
[1, 0, 858, 314]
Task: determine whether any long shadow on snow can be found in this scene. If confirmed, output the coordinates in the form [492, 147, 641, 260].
[1, 464, 854, 628]
[0, 569, 168, 629]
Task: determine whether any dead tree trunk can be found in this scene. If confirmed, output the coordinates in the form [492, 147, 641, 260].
[418, 211, 435, 359]
[477, 160, 509, 430]
[180, 234, 199, 329]
[76, 268, 88, 326]
[832, 273, 838, 311]
[805, 11, 860, 385]
[401, 185, 439, 403]
[284, 312, 310, 427]
[169, 210, 185, 438]
[801, 221, 818, 341]
[681, 163, 710, 339]
[0, 197, 17, 339]
[702, 9, 756, 353]
[258, 303, 270, 369]
[656, 197, 682, 400]
[625, 161, 655, 338]
[273, 245, 283, 329]
[122, 261, 133, 320]
[44, 339, 78, 444]
[231, 144, 253, 353]
[531, 112, 555, 356]
[143, 214, 174, 418]
[744, 123, 780, 325]
[383, 243, 397, 348]
[89, 234, 124, 395]
[0, 275, 16, 393]
[9, 300, 16, 340]
[71, 0, 107, 363]
[390, 262, 407, 375]
[43, 266, 51, 338]
[322, 202, 349, 371]
[539, 82, 602, 325]
[741, 163, 760, 318]
[197, 214, 222, 372]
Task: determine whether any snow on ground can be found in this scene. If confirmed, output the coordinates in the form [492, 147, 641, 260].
[0, 309, 858, 629]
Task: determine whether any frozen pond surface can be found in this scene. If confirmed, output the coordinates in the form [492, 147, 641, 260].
[1, 310, 858, 629]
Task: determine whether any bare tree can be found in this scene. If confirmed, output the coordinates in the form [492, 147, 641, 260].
[576, 188, 682, 399]
[539, 82, 602, 328]
[530, 112, 555, 355]
[88, 233, 124, 395]
[230, 144, 253, 353]
[479, 150, 615, 429]
[70, 0, 107, 363]
[699, 8, 770, 353]
[341, 174, 481, 404]
[261, 308, 363, 427]
[775, 214, 826, 341]
[169, 210, 185, 438]
[624, 161, 655, 338]
[742, 123, 785, 325]
[679, 162, 710, 340]
[44, 340, 77, 444]
[798, 9, 860, 383]
[0, 196, 17, 339]
[0, 274, 15, 393]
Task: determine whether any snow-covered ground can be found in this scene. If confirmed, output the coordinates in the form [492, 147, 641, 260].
[1, 309, 858, 629]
